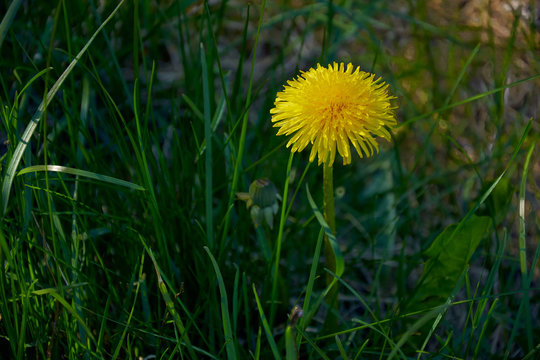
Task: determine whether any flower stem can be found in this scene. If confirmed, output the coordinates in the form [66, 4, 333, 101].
[323, 161, 336, 259]
[323, 161, 338, 327]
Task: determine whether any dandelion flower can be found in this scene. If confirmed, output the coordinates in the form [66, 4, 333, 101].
[270, 62, 397, 166]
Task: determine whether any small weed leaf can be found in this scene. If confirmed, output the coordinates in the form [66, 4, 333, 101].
[412, 214, 492, 309]
[476, 178, 514, 227]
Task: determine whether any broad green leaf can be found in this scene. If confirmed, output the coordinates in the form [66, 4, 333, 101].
[413, 214, 492, 307]
[476, 178, 514, 226]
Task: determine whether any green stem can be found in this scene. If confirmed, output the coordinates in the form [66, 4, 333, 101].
[323, 161, 338, 327]
[323, 161, 336, 264]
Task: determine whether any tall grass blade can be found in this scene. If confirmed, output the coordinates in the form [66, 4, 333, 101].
[504, 143, 536, 358]
[270, 151, 294, 325]
[285, 325, 297, 360]
[335, 335, 349, 360]
[473, 298, 498, 359]
[0, 230, 16, 356]
[254, 326, 262, 360]
[96, 296, 111, 350]
[353, 339, 370, 360]
[133, 63, 172, 267]
[0, 0, 23, 49]
[201, 45, 214, 248]
[518, 143, 534, 350]
[253, 284, 281, 360]
[296, 228, 324, 349]
[204, 246, 237, 359]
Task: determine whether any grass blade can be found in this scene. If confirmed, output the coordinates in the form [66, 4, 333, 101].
[285, 325, 297, 360]
[518, 143, 535, 350]
[335, 335, 349, 360]
[296, 228, 324, 349]
[16, 165, 145, 191]
[270, 151, 294, 325]
[473, 298, 499, 359]
[0, 0, 23, 50]
[253, 284, 281, 360]
[504, 143, 536, 358]
[204, 246, 237, 360]
[201, 44, 214, 248]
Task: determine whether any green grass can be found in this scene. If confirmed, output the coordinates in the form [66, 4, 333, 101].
[1, 0, 539, 358]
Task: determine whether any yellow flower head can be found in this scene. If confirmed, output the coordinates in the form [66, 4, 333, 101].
[270, 62, 397, 166]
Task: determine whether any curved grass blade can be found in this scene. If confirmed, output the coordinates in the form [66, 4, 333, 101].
[1, 0, 126, 216]
[296, 228, 324, 350]
[252, 284, 281, 360]
[353, 339, 370, 360]
[204, 246, 237, 360]
[17, 165, 145, 191]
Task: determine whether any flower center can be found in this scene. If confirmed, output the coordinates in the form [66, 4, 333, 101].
[323, 100, 350, 126]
